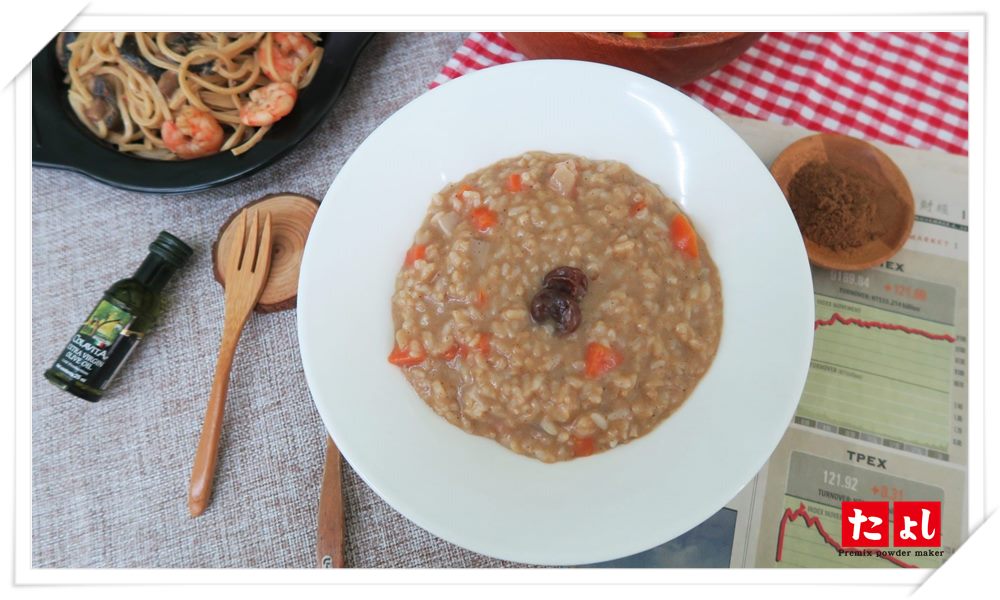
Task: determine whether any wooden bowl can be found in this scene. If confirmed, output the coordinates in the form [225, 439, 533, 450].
[770, 133, 915, 272]
[502, 32, 763, 87]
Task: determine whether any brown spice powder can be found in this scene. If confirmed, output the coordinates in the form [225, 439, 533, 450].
[788, 161, 892, 251]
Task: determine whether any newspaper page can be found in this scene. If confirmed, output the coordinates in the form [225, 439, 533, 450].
[734, 116, 969, 569]
[590, 115, 968, 568]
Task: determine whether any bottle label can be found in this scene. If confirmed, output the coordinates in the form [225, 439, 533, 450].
[51, 300, 142, 391]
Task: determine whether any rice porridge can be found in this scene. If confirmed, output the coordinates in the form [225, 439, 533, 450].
[390, 152, 723, 462]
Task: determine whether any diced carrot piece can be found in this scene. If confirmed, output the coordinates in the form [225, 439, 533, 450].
[476, 333, 491, 357]
[441, 342, 469, 361]
[404, 244, 426, 266]
[584, 342, 623, 379]
[669, 213, 699, 259]
[388, 343, 425, 367]
[506, 172, 523, 192]
[572, 436, 595, 457]
[474, 289, 488, 309]
[470, 206, 498, 232]
[629, 200, 647, 216]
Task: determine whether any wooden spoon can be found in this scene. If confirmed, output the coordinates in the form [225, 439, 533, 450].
[316, 436, 346, 568]
[770, 133, 915, 272]
[188, 209, 273, 517]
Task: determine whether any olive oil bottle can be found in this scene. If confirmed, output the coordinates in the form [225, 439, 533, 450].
[44, 231, 193, 402]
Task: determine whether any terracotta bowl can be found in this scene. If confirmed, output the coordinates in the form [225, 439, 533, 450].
[770, 133, 915, 272]
[502, 32, 763, 87]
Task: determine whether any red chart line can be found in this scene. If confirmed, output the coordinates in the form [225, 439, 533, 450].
[814, 312, 956, 343]
[776, 503, 917, 568]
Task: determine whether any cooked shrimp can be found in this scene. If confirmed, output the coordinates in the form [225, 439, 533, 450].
[161, 106, 224, 159]
[259, 32, 315, 83]
[239, 82, 298, 127]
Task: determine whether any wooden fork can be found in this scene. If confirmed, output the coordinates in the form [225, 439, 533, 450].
[188, 209, 273, 517]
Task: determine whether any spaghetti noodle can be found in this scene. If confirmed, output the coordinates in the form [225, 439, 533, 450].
[60, 32, 323, 160]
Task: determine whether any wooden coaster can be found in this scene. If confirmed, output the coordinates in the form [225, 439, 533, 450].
[213, 193, 320, 313]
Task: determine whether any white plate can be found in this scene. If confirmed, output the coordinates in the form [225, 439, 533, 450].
[298, 60, 814, 565]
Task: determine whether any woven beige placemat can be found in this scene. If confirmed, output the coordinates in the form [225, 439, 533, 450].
[32, 32, 521, 568]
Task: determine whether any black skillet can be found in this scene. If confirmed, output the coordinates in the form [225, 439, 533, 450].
[32, 32, 374, 194]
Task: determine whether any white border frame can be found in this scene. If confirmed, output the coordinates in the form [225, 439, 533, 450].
[6, 2, 992, 595]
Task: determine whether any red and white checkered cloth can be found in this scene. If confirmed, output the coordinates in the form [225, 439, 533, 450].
[431, 32, 969, 156]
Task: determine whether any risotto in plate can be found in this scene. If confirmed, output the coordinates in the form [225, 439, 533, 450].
[390, 152, 722, 462]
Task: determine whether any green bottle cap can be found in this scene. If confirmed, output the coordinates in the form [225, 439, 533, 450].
[149, 231, 194, 268]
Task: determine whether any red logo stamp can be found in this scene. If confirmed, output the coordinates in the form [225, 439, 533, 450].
[842, 501, 890, 547]
[893, 501, 942, 547]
